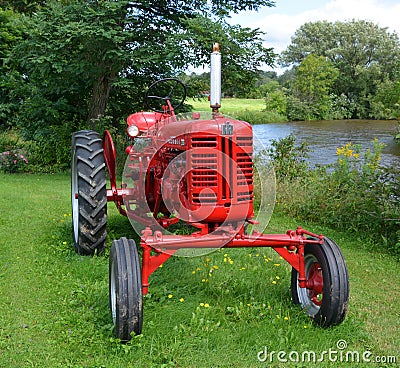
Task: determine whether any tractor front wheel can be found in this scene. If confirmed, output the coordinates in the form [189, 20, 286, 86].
[71, 130, 107, 255]
[291, 237, 349, 327]
[109, 237, 143, 342]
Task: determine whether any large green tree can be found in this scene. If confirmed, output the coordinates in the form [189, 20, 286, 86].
[7, 0, 275, 133]
[280, 20, 400, 118]
[289, 54, 339, 120]
[0, 8, 27, 127]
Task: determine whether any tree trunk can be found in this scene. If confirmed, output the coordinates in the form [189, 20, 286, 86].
[87, 74, 115, 128]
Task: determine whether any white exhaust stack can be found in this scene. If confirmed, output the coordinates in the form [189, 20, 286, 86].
[210, 43, 221, 113]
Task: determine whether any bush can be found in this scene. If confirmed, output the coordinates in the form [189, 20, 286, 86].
[0, 149, 29, 173]
[285, 95, 317, 121]
[26, 124, 74, 173]
[268, 136, 400, 256]
[233, 110, 287, 124]
[0, 129, 30, 173]
[264, 89, 287, 116]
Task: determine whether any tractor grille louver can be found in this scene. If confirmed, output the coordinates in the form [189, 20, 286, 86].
[189, 134, 253, 205]
[191, 137, 218, 203]
[236, 151, 253, 201]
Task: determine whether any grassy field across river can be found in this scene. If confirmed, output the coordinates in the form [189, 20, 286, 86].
[188, 97, 265, 114]
[0, 174, 398, 367]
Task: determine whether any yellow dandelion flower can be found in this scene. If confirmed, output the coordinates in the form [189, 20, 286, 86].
[273, 263, 281, 267]
[276, 276, 280, 280]
[192, 271, 196, 274]
[213, 265, 219, 269]
[196, 267, 201, 271]
[179, 298, 184, 303]
[200, 303, 204, 307]
[62, 241, 67, 245]
[204, 303, 210, 308]
[205, 258, 210, 263]
[229, 260, 233, 265]
[159, 264, 163, 268]
[284, 317, 289, 321]
[272, 280, 277, 284]
[168, 294, 173, 299]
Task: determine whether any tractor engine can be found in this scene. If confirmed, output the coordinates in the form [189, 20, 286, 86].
[123, 44, 255, 230]
[156, 115, 254, 226]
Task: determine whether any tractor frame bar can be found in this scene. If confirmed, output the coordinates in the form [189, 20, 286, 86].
[139, 226, 323, 295]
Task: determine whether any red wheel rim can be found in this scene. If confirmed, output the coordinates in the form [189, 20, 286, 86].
[306, 262, 323, 306]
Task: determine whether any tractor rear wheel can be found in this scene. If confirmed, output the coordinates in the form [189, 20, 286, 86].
[109, 237, 143, 342]
[71, 130, 107, 255]
[291, 237, 349, 327]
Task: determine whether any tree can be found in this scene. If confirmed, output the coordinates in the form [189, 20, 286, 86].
[280, 20, 400, 118]
[8, 0, 275, 133]
[370, 79, 400, 120]
[0, 8, 26, 127]
[290, 54, 339, 120]
[0, 0, 46, 14]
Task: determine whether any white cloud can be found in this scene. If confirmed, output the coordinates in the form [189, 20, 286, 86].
[233, 0, 400, 55]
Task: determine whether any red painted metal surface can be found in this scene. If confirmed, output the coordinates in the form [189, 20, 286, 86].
[306, 262, 324, 306]
[102, 106, 326, 295]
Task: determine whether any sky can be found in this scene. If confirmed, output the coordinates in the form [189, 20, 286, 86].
[229, 0, 400, 72]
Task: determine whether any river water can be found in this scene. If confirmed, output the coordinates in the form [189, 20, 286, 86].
[252, 120, 400, 168]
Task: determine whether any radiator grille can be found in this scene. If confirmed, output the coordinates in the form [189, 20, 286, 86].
[190, 137, 218, 203]
[189, 135, 253, 205]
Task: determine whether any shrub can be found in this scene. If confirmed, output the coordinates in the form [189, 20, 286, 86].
[266, 134, 310, 181]
[233, 110, 287, 124]
[268, 136, 400, 256]
[27, 124, 74, 173]
[0, 149, 29, 173]
[0, 129, 30, 173]
[264, 89, 287, 116]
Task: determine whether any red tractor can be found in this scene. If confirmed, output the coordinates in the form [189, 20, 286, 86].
[71, 44, 349, 341]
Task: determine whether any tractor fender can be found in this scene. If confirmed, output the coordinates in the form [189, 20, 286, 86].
[103, 130, 117, 195]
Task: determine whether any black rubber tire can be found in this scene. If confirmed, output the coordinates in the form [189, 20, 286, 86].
[291, 237, 349, 327]
[71, 130, 107, 255]
[109, 237, 143, 342]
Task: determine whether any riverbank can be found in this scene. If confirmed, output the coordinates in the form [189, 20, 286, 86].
[0, 173, 398, 367]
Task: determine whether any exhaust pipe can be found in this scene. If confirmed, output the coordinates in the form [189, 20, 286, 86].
[210, 43, 221, 114]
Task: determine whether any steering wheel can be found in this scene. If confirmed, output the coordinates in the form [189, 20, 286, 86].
[145, 78, 187, 113]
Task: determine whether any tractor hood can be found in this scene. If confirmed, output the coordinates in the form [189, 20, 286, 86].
[156, 112, 252, 145]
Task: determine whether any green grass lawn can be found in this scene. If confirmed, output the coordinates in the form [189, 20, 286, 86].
[0, 173, 398, 367]
[187, 98, 265, 114]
